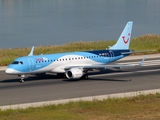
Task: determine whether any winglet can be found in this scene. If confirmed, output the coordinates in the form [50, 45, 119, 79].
[137, 57, 146, 66]
[28, 46, 34, 56]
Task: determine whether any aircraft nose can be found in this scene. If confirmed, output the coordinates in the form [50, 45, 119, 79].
[5, 68, 15, 74]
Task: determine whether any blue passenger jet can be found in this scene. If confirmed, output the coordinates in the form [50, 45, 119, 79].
[5, 21, 145, 82]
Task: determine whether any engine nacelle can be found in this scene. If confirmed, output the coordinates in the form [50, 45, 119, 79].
[65, 68, 83, 79]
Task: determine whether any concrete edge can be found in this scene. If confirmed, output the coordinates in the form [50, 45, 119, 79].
[0, 89, 160, 110]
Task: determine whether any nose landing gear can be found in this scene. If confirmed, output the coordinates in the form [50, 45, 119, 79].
[20, 75, 25, 83]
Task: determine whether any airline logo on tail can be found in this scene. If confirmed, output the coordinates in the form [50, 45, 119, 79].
[109, 21, 133, 50]
[122, 33, 130, 44]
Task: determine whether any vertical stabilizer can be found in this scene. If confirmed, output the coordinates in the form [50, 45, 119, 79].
[109, 21, 133, 50]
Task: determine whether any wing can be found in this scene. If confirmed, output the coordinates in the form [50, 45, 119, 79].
[64, 57, 146, 71]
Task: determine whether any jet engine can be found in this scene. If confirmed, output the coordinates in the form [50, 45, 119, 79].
[65, 68, 83, 79]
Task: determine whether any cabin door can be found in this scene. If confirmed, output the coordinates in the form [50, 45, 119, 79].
[28, 58, 34, 71]
[109, 50, 114, 62]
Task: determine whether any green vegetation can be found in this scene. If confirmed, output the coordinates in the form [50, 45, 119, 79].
[1, 93, 160, 120]
[0, 34, 160, 66]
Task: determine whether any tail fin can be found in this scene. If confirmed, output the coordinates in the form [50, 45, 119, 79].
[109, 21, 133, 50]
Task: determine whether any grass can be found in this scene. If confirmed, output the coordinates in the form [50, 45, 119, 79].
[1, 93, 160, 120]
[130, 34, 160, 51]
[0, 34, 160, 66]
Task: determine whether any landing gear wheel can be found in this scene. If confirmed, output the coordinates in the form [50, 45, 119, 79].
[82, 74, 88, 79]
[20, 75, 25, 83]
[85, 74, 88, 79]
[20, 79, 24, 83]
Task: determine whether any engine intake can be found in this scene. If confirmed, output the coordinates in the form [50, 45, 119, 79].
[65, 68, 83, 79]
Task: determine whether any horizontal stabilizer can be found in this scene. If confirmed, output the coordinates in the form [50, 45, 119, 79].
[121, 50, 135, 55]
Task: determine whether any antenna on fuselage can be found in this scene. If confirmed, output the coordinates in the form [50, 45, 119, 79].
[28, 46, 34, 56]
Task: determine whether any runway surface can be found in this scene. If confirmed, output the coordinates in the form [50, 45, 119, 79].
[0, 56, 160, 106]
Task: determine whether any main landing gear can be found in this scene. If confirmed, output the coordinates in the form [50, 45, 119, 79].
[83, 70, 89, 79]
[20, 75, 25, 83]
[82, 74, 89, 79]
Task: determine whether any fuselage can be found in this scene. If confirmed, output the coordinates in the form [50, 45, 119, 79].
[5, 49, 130, 75]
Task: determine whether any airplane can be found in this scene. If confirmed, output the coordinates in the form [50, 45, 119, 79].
[5, 21, 145, 83]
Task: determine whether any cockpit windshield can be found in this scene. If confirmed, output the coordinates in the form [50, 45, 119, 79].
[11, 61, 23, 65]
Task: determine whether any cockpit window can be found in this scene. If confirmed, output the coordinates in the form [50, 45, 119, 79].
[11, 61, 23, 65]
[11, 61, 19, 64]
